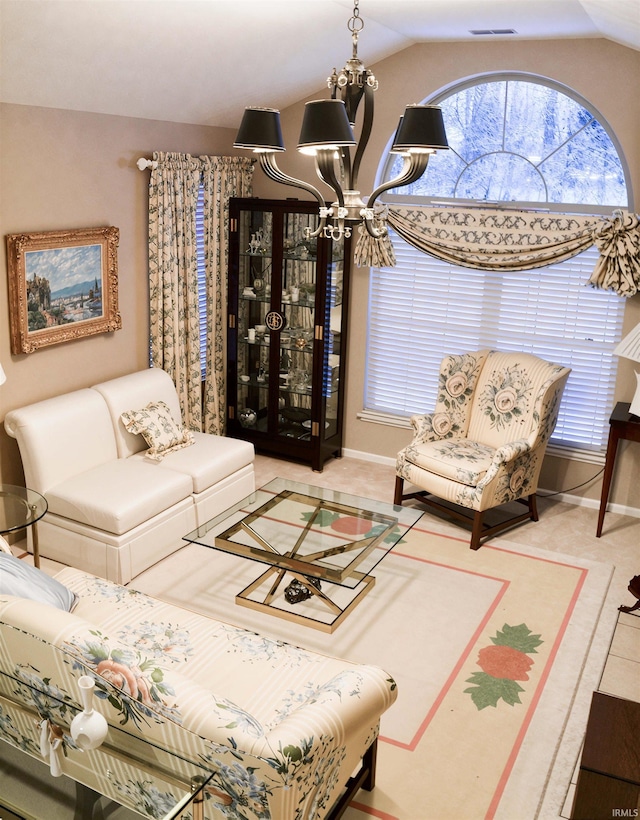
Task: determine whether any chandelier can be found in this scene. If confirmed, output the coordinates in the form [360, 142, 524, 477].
[233, 0, 449, 243]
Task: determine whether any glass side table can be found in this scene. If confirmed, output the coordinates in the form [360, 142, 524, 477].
[0, 484, 48, 568]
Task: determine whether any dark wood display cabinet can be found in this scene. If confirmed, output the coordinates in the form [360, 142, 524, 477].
[227, 198, 352, 471]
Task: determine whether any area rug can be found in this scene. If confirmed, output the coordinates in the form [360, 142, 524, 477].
[131, 520, 615, 820]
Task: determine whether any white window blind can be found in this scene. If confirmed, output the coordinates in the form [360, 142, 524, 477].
[366, 235, 625, 451]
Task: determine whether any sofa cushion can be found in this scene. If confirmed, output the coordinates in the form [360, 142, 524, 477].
[121, 400, 194, 461]
[46, 460, 193, 535]
[0, 552, 77, 611]
[135, 431, 254, 494]
[405, 438, 495, 486]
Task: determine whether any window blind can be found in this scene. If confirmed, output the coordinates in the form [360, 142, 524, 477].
[365, 233, 625, 451]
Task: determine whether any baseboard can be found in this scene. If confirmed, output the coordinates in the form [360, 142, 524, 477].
[343, 448, 396, 468]
[342, 447, 640, 521]
[537, 489, 640, 520]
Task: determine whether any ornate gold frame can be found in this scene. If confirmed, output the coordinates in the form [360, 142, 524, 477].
[6, 226, 121, 354]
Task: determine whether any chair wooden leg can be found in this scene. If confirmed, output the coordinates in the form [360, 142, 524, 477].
[394, 476, 404, 505]
[470, 511, 484, 550]
[529, 493, 539, 522]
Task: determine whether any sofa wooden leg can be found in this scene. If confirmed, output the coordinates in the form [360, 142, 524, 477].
[361, 737, 377, 791]
[470, 511, 484, 550]
[394, 476, 404, 505]
[327, 739, 378, 819]
[529, 493, 539, 522]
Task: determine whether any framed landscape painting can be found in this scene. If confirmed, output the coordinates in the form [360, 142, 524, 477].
[6, 226, 121, 354]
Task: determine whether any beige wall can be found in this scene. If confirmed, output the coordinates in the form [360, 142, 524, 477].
[1, 36, 639, 513]
[0, 104, 235, 484]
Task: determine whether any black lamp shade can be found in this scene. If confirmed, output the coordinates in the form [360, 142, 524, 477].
[390, 116, 404, 152]
[392, 105, 448, 151]
[297, 99, 356, 152]
[234, 107, 285, 152]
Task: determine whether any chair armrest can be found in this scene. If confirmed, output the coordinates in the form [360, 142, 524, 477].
[476, 439, 531, 490]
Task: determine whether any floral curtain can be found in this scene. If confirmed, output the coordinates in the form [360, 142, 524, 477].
[148, 152, 202, 429]
[200, 157, 253, 434]
[354, 206, 640, 297]
[148, 153, 253, 433]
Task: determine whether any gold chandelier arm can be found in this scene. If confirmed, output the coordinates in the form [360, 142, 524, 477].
[257, 153, 328, 238]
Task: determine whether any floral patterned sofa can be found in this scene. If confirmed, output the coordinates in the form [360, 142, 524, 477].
[0, 555, 397, 819]
[395, 349, 571, 549]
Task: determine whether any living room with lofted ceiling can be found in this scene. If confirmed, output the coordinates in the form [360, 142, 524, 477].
[0, 2, 639, 818]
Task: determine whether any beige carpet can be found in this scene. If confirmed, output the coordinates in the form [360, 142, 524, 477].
[131, 518, 615, 820]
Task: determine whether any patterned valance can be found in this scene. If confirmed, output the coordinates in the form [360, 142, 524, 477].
[354, 206, 640, 298]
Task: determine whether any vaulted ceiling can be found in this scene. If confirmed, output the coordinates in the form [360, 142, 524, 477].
[1, 0, 639, 128]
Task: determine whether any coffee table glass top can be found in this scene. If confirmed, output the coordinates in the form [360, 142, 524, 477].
[183, 478, 423, 589]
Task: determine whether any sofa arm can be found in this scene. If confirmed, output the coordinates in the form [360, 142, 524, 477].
[256, 665, 397, 758]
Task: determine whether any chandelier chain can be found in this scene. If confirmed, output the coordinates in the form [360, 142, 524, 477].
[348, 0, 364, 34]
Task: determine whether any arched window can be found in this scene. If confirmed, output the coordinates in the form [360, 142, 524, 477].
[365, 74, 631, 453]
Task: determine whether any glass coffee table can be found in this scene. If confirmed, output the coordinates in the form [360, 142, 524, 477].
[184, 478, 422, 633]
[0, 484, 48, 568]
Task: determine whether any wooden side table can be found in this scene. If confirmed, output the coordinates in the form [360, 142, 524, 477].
[596, 402, 640, 537]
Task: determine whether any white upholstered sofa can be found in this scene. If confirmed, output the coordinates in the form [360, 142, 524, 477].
[4, 368, 255, 583]
[0, 548, 397, 819]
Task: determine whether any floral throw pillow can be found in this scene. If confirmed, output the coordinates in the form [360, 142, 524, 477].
[121, 401, 194, 461]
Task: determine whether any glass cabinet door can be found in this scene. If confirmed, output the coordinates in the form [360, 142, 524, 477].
[229, 199, 350, 471]
[235, 210, 273, 433]
[323, 238, 345, 438]
[277, 211, 318, 441]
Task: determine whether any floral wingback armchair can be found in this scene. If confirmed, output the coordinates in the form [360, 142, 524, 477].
[395, 350, 571, 550]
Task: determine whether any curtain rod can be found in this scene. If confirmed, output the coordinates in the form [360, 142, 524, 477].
[136, 157, 256, 170]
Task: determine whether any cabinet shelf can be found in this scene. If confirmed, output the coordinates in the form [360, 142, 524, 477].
[227, 198, 351, 472]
